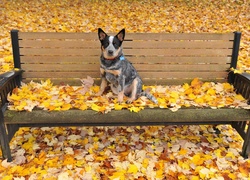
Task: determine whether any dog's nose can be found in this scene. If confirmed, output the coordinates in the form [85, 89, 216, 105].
[108, 50, 113, 55]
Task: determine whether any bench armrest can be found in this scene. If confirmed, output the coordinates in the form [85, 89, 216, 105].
[233, 72, 250, 104]
[0, 69, 23, 109]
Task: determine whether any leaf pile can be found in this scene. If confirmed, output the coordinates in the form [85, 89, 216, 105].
[7, 77, 249, 113]
[0, 125, 250, 179]
[0, 0, 250, 73]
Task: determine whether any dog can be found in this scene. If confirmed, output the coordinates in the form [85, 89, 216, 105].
[96, 28, 158, 104]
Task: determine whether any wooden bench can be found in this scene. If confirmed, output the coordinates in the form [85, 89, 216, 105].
[0, 30, 250, 162]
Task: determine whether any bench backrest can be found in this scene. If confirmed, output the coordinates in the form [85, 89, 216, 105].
[11, 30, 241, 85]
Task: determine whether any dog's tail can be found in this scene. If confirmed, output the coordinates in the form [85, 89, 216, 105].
[140, 91, 158, 104]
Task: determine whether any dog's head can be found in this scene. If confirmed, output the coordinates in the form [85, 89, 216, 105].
[98, 28, 125, 60]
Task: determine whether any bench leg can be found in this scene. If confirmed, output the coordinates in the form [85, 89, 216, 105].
[7, 124, 19, 141]
[241, 124, 250, 158]
[0, 112, 12, 162]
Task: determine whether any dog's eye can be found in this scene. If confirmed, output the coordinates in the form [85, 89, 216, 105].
[113, 42, 116, 45]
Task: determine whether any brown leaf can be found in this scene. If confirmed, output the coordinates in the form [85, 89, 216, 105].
[159, 144, 169, 160]
[102, 160, 113, 169]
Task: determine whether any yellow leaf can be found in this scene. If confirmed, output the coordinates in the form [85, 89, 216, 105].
[194, 97, 204, 104]
[204, 94, 214, 102]
[178, 174, 187, 180]
[191, 176, 200, 180]
[2, 175, 13, 180]
[8, 93, 22, 101]
[61, 104, 72, 111]
[91, 86, 100, 93]
[230, 67, 243, 74]
[225, 97, 234, 104]
[127, 164, 138, 174]
[128, 106, 144, 113]
[178, 148, 188, 155]
[223, 83, 233, 91]
[2, 64, 10, 71]
[46, 157, 59, 168]
[22, 141, 34, 150]
[3, 55, 13, 63]
[170, 91, 179, 99]
[235, 94, 245, 101]
[79, 103, 88, 110]
[192, 154, 204, 166]
[191, 78, 202, 88]
[63, 155, 76, 165]
[142, 158, 149, 168]
[48, 105, 56, 111]
[214, 149, 223, 158]
[188, 93, 196, 100]
[114, 103, 124, 110]
[156, 169, 164, 179]
[228, 173, 237, 180]
[8, 165, 24, 174]
[110, 171, 126, 180]
[91, 103, 101, 112]
[178, 160, 190, 169]
[182, 83, 190, 90]
[184, 87, 193, 95]
[206, 88, 216, 96]
[15, 101, 27, 111]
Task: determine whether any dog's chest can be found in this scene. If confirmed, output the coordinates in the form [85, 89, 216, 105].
[101, 59, 122, 84]
[105, 73, 118, 85]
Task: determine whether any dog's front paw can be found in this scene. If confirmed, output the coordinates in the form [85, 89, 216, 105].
[118, 92, 124, 104]
[118, 97, 123, 104]
[126, 98, 134, 104]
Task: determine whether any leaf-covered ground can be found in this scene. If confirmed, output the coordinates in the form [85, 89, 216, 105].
[0, 0, 250, 73]
[1, 125, 250, 180]
[1, 0, 250, 179]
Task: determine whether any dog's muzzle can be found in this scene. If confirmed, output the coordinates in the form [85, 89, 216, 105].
[108, 50, 113, 56]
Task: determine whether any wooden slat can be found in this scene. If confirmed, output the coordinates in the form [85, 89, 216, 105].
[133, 64, 230, 72]
[20, 48, 232, 56]
[19, 39, 233, 49]
[125, 33, 235, 41]
[19, 32, 234, 41]
[124, 49, 232, 56]
[124, 41, 233, 49]
[22, 71, 101, 79]
[21, 64, 230, 72]
[21, 56, 232, 64]
[22, 71, 228, 79]
[20, 48, 99, 56]
[21, 78, 228, 86]
[19, 32, 97, 40]
[19, 40, 100, 48]
[22, 77, 228, 86]
[139, 71, 228, 79]
[21, 56, 100, 63]
[129, 56, 232, 64]
[21, 64, 100, 71]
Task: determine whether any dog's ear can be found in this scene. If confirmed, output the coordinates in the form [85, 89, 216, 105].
[98, 28, 107, 41]
[116, 29, 125, 42]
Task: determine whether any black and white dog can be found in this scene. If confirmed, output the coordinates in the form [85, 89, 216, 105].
[96, 28, 157, 104]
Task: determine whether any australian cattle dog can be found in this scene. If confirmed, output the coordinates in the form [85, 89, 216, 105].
[96, 28, 158, 104]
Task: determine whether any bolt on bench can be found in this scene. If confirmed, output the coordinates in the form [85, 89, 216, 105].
[0, 30, 250, 161]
